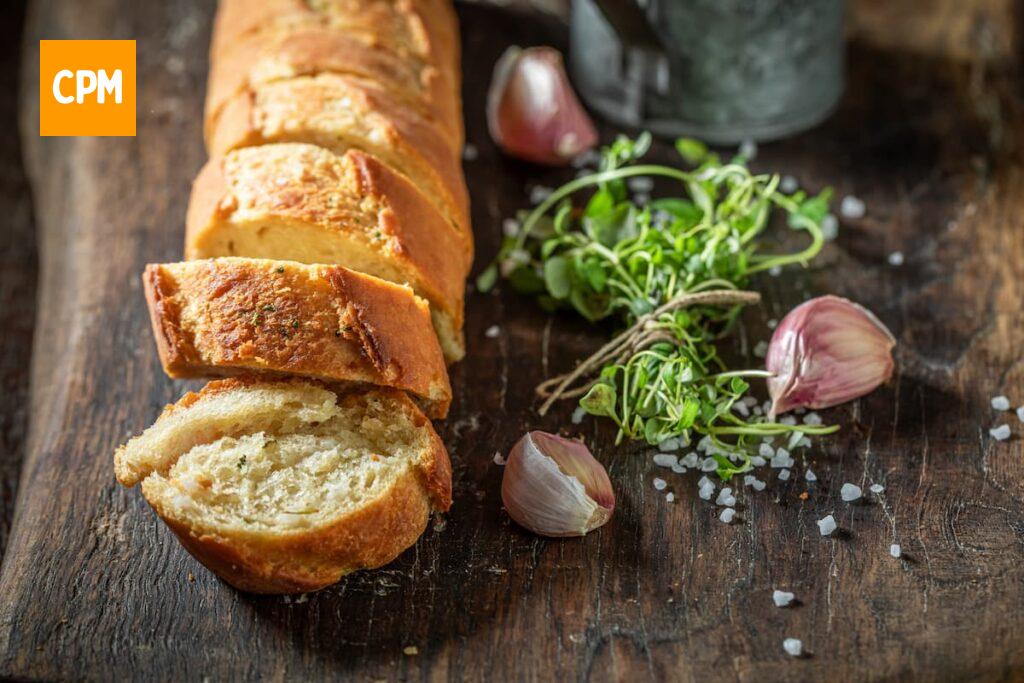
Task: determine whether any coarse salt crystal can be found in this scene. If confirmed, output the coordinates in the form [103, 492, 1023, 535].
[991, 395, 1011, 411]
[666, 492, 675, 503]
[743, 396, 759, 407]
[697, 435, 713, 452]
[888, 251, 904, 266]
[627, 176, 654, 193]
[780, 175, 799, 193]
[753, 406, 763, 416]
[869, 483, 884, 494]
[733, 401, 750, 417]
[779, 416, 797, 426]
[653, 453, 678, 468]
[493, 452, 506, 466]
[699, 480, 715, 500]
[681, 453, 699, 468]
[529, 185, 553, 204]
[671, 464, 686, 473]
[778, 469, 791, 481]
[485, 325, 501, 338]
[571, 406, 586, 424]
[1017, 406, 1024, 423]
[752, 478, 767, 491]
[803, 412, 822, 426]
[840, 483, 862, 502]
[890, 543, 902, 558]
[805, 468, 817, 482]
[817, 515, 837, 536]
[653, 478, 667, 491]
[787, 431, 805, 450]
[840, 195, 866, 219]
[750, 456, 767, 467]
[771, 448, 794, 468]
[767, 318, 778, 329]
[720, 508, 736, 524]
[783, 638, 803, 657]
[753, 341, 769, 358]
[658, 437, 681, 451]
[502, 218, 521, 237]
[773, 590, 795, 607]
[990, 424, 1012, 441]
[716, 487, 735, 506]
[759, 443, 775, 458]
[739, 139, 758, 160]
[769, 265, 783, 277]
[701, 457, 718, 472]
[821, 213, 839, 241]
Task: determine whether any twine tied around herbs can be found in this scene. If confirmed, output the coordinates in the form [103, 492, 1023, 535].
[536, 289, 762, 416]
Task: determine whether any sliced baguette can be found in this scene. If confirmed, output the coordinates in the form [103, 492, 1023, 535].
[115, 378, 451, 594]
[209, 73, 470, 236]
[144, 258, 452, 418]
[185, 145, 468, 360]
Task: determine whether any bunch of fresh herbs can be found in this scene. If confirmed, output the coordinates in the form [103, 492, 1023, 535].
[478, 134, 839, 479]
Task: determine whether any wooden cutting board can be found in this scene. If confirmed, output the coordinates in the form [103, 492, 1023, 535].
[2, 1, 1023, 680]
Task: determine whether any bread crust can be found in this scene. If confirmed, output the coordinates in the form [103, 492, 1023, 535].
[143, 259, 452, 419]
[130, 380, 452, 594]
[208, 73, 469, 235]
[205, 23, 461, 149]
[184, 144, 471, 335]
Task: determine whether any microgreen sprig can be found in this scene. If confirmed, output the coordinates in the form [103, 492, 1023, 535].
[481, 135, 839, 478]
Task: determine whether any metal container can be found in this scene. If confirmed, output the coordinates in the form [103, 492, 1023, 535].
[569, 0, 845, 144]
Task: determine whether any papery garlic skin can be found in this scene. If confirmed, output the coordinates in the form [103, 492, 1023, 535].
[501, 431, 614, 537]
[767, 295, 896, 418]
[486, 47, 598, 166]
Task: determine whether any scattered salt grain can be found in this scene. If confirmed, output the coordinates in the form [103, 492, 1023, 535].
[990, 424, 1012, 441]
[653, 478, 668, 491]
[485, 325, 501, 338]
[634, 192, 651, 204]
[666, 492, 675, 503]
[821, 213, 839, 241]
[887, 251, 904, 266]
[653, 453, 678, 468]
[720, 508, 736, 524]
[658, 437, 681, 451]
[767, 318, 778, 329]
[743, 396, 759, 407]
[778, 469, 791, 481]
[697, 435, 713, 452]
[493, 452, 506, 466]
[869, 483, 884, 494]
[759, 442, 775, 458]
[783, 638, 803, 657]
[773, 590, 795, 607]
[840, 195, 866, 219]
[698, 476, 715, 500]
[753, 406, 763, 416]
[840, 483, 862, 502]
[571, 406, 586, 424]
[780, 175, 799, 193]
[681, 452, 700, 468]
[627, 176, 654, 193]
[779, 415, 798, 426]
[1018, 406, 1024, 423]
[787, 431, 805, 450]
[739, 139, 758, 160]
[769, 265, 783, 277]
[701, 457, 718, 472]
[733, 401, 750, 417]
[461, 144, 478, 161]
[803, 412, 822, 426]
[716, 487, 736, 507]
[991, 395, 1011, 411]
[817, 514, 837, 536]
[502, 217, 521, 237]
[771, 448, 794, 468]
[805, 468, 817, 482]
[746, 476, 767, 491]
[753, 340, 769, 358]
[671, 464, 686, 474]
[890, 543, 902, 558]
[750, 455, 767, 467]
[529, 185, 553, 204]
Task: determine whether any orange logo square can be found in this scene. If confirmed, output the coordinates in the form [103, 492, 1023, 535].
[39, 40, 136, 137]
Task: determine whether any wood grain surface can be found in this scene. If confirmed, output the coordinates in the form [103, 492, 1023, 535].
[2, 1, 1024, 680]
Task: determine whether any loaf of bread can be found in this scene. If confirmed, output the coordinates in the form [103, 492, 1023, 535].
[185, 144, 468, 361]
[115, 378, 451, 593]
[143, 258, 452, 418]
[119, 0, 469, 594]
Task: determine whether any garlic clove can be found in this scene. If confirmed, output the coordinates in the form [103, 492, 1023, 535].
[486, 46, 598, 166]
[501, 431, 614, 537]
[766, 295, 896, 418]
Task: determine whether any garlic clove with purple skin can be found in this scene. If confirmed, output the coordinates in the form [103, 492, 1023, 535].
[501, 431, 614, 537]
[766, 295, 896, 418]
[486, 46, 598, 166]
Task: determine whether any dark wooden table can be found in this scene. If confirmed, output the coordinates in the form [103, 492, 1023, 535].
[2, 1, 1023, 680]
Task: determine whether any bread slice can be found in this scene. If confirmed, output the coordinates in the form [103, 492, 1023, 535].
[114, 378, 452, 594]
[185, 145, 469, 361]
[144, 258, 452, 418]
[205, 23, 460, 151]
[209, 73, 469, 236]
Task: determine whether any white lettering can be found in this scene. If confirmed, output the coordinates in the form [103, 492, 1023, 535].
[97, 69, 122, 104]
[52, 69, 74, 104]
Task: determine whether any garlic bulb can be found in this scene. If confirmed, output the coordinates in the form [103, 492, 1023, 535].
[486, 46, 598, 166]
[767, 295, 896, 418]
[501, 431, 614, 537]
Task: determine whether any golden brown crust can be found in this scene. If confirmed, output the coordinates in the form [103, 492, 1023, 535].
[143, 259, 452, 419]
[184, 144, 471, 331]
[205, 24, 460, 149]
[132, 381, 452, 594]
[208, 73, 470, 235]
